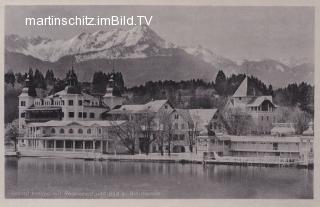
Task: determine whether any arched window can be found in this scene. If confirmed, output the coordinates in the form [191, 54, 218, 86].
[69, 128, 74, 134]
[59, 128, 65, 134]
[87, 129, 91, 134]
[78, 129, 83, 134]
[51, 128, 56, 134]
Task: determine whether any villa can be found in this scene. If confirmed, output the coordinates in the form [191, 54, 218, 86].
[226, 76, 278, 134]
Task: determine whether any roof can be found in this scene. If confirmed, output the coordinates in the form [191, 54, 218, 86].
[109, 104, 146, 114]
[233, 76, 248, 97]
[175, 109, 193, 124]
[247, 96, 276, 107]
[29, 120, 126, 127]
[228, 135, 301, 143]
[144, 100, 169, 112]
[109, 99, 170, 114]
[302, 122, 314, 136]
[271, 123, 296, 135]
[232, 76, 263, 97]
[189, 109, 218, 131]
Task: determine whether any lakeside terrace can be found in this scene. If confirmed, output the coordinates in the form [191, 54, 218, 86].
[17, 120, 126, 155]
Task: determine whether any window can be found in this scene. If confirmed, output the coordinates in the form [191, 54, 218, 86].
[21, 112, 25, 118]
[174, 123, 179, 129]
[261, 116, 264, 121]
[20, 101, 26, 106]
[180, 134, 185, 140]
[83, 112, 87, 118]
[173, 134, 179, 141]
[61, 112, 64, 118]
[87, 129, 91, 134]
[164, 105, 168, 109]
[90, 113, 95, 118]
[69, 112, 74, 118]
[78, 129, 83, 134]
[174, 114, 179, 119]
[69, 128, 74, 134]
[61, 100, 65, 105]
[78, 112, 83, 118]
[78, 100, 82, 106]
[60, 128, 65, 134]
[51, 128, 55, 134]
[98, 128, 102, 134]
[181, 124, 185, 129]
[266, 116, 269, 121]
[273, 143, 278, 150]
[68, 100, 74, 106]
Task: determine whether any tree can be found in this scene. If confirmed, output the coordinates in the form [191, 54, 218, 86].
[5, 72, 16, 86]
[140, 110, 157, 155]
[219, 107, 255, 135]
[292, 108, 311, 134]
[110, 116, 141, 155]
[275, 106, 311, 134]
[187, 113, 202, 154]
[45, 69, 55, 86]
[5, 119, 19, 151]
[33, 69, 46, 89]
[158, 111, 174, 156]
[92, 71, 108, 94]
[215, 70, 227, 95]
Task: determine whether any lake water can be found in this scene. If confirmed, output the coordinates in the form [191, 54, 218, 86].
[5, 157, 313, 199]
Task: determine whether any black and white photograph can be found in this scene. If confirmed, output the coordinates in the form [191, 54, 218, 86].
[3, 2, 315, 201]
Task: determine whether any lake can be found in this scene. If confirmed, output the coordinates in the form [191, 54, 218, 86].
[5, 157, 313, 199]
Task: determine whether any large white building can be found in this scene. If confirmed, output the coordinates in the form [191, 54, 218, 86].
[17, 68, 125, 156]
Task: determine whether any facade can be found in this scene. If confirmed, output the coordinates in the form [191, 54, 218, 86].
[18, 68, 124, 135]
[18, 120, 125, 155]
[226, 76, 277, 134]
[17, 68, 125, 156]
[196, 123, 314, 161]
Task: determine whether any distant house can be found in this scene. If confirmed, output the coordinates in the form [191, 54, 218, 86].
[225, 76, 278, 134]
[168, 108, 221, 153]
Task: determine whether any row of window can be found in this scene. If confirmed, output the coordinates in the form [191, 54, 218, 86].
[50, 128, 102, 134]
[173, 134, 185, 141]
[21, 111, 97, 119]
[30, 99, 99, 107]
[260, 116, 276, 122]
[67, 112, 95, 119]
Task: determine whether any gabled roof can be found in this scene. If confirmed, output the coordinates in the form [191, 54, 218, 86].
[233, 76, 248, 97]
[112, 104, 146, 114]
[189, 109, 218, 131]
[109, 99, 170, 114]
[232, 76, 263, 97]
[144, 100, 169, 112]
[247, 96, 276, 107]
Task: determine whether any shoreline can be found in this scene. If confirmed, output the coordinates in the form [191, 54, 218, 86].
[5, 151, 314, 169]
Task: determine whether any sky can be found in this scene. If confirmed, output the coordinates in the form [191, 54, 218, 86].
[5, 6, 314, 63]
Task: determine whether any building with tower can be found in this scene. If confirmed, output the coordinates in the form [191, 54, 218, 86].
[17, 66, 125, 157]
[225, 76, 278, 134]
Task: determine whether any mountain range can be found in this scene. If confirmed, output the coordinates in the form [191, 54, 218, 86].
[5, 25, 314, 88]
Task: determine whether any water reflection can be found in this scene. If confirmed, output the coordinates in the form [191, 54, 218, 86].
[5, 157, 313, 199]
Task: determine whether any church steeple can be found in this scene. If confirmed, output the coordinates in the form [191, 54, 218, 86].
[64, 62, 81, 94]
[66, 63, 78, 87]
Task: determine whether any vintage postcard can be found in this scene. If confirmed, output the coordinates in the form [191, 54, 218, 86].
[1, 0, 318, 206]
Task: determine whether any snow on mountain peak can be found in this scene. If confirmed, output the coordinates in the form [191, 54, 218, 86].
[5, 25, 175, 62]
